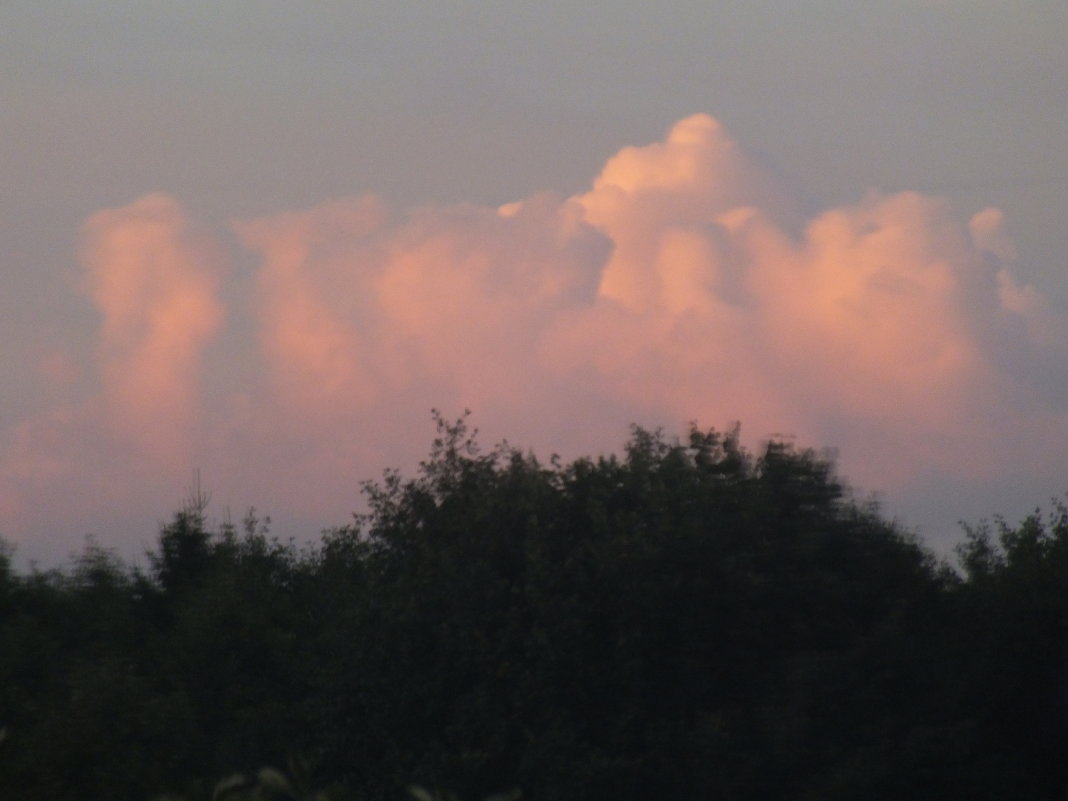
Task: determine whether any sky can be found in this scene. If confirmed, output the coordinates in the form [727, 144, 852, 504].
[2, 1, 1067, 566]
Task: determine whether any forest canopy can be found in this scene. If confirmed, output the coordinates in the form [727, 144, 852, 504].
[1, 415, 1067, 800]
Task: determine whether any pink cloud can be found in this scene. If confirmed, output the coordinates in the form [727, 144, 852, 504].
[80, 194, 225, 461]
[3, 115, 1067, 560]
[233, 196, 389, 416]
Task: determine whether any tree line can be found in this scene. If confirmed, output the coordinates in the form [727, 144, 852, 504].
[1, 414, 1067, 800]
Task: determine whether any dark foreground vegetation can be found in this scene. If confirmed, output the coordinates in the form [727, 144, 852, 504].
[2, 415, 1068, 800]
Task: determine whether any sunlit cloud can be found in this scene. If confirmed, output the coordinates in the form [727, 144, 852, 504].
[0, 196, 227, 556]
[81, 193, 224, 460]
[2, 114, 1066, 559]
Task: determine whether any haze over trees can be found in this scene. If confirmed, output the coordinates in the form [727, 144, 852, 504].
[1, 415, 1067, 800]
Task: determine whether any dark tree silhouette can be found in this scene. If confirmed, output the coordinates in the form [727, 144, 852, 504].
[0, 416, 1066, 800]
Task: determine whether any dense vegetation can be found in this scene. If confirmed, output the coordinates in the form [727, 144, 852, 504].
[1, 415, 1067, 800]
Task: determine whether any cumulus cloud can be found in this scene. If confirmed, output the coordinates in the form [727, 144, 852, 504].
[3, 114, 1067, 559]
[0, 195, 226, 556]
[81, 193, 225, 460]
[231, 114, 1066, 500]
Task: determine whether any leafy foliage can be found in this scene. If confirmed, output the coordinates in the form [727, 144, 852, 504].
[1, 414, 1067, 799]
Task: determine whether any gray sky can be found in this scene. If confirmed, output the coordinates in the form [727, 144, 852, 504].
[2, 2, 1067, 564]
